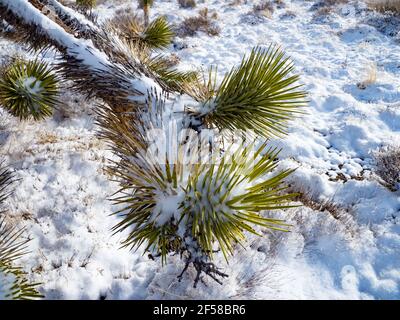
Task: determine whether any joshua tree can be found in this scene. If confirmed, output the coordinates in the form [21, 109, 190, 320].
[0, 0, 307, 287]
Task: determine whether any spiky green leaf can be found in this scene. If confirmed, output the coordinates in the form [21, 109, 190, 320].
[0, 164, 42, 300]
[143, 16, 174, 50]
[144, 55, 199, 92]
[181, 142, 297, 259]
[0, 59, 59, 121]
[203, 46, 308, 138]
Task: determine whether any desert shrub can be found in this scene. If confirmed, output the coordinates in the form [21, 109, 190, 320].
[178, 8, 220, 37]
[254, 1, 275, 17]
[284, 183, 357, 234]
[310, 0, 349, 15]
[374, 146, 400, 191]
[0, 59, 59, 121]
[368, 0, 400, 14]
[178, 0, 196, 8]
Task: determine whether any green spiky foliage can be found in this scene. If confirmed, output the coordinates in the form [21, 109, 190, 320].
[0, 219, 43, 300]
[0, 163, 13, 207]
[144, 16, 174, 50]
[200, 46, 308, 138]
[100, 99, 183, 265]
[76, 0, 97, 11]
[97, 44, 306, 285]
[0, 59, 59, 121]
[181, 143, 296, 259]
[143, 55, 199, 92]
[112, 15, 174, 51]
[108, 14, 197, 92]
[0, 0, 308, 288]
[100, 99, 296, 265]
[0, 164, 42, 300]
[111, 155, 183, 265]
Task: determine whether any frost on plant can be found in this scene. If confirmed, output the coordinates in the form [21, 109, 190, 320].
[0, 0, 306, 287]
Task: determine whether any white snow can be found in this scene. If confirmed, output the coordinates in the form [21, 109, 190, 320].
[22, 76, 43, 95]
[0, 0, 400, 300]
[0, 269, 16, 300]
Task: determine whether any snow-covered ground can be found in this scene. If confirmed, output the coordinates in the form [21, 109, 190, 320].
[1, 0, 400, 299]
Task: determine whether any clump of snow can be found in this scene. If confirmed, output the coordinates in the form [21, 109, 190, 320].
[151, 190, 184, 226]
[22, 77, 43, 95]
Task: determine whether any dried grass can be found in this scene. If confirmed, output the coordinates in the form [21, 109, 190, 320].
[374, 145, 400, 191]
[177, 8, 220, 37]
[368, 0, 400, 14]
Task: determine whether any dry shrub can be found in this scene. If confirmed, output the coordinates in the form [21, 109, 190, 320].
[178, 0, 196, 8]
[374, 146, 400, 191]
[178, 8, 220, 37]
[274, 0, 286, 7]
[357, 62, 377, 89]
[284, 185, 357, 234]
[324, 0, 349, 4]
[229, 0, 246, 5]
[315, 6, 333, 16]
[368, 0, 400, 14]
[312, 0, 349, 16]
[254, 1, 274, 17]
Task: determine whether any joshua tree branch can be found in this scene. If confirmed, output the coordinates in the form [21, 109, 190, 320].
[0, 0, 163, 107]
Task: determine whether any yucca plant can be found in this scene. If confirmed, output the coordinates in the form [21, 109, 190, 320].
[110, 15, 174, 51]
[181, 143, 296, 260]
[138, 0, 154, 27]
[111, 141, 296, 262]
[0, 164, 42, 300]
[0, 59, 59, 121]
[0, 0, 307, 287]
[107, 14, 197, 92]
[0, 163, 13, 206]
[197, 45, 307, 138]
[0, 219, 43, 300]
[142, 55, 199, 92]
[99, 93, 298, 285]
[100, 45, 305, 286]
[368, 0, 400, 14]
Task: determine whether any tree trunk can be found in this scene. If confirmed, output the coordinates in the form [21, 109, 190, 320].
[143, 5, 149, 28]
